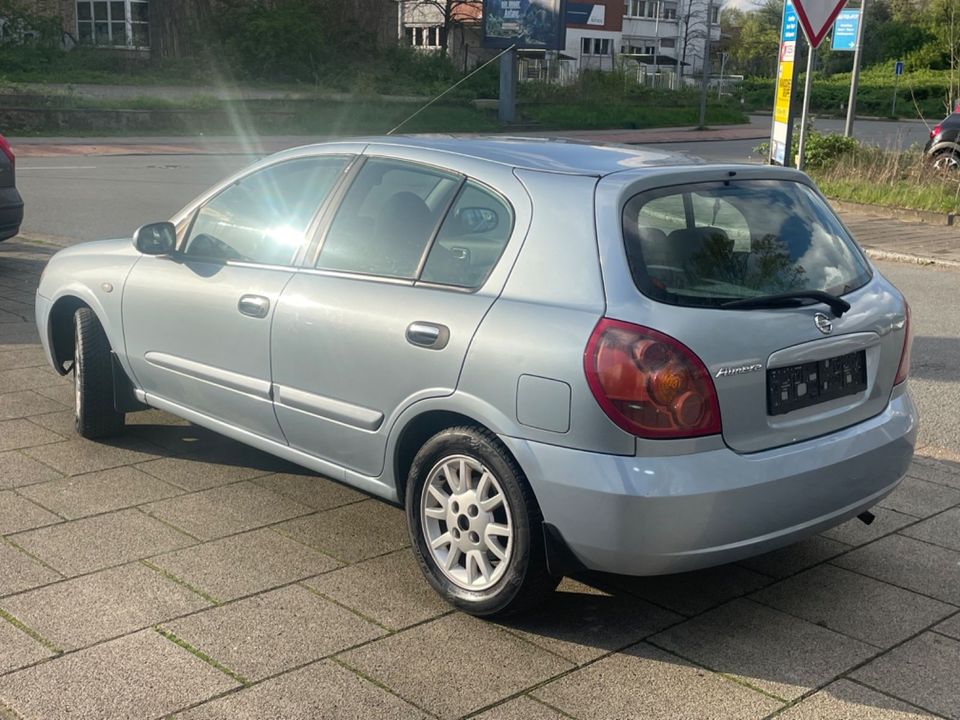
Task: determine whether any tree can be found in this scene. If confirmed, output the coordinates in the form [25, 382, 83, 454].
[719, 2, 779, 76]
[677, 0, 710, 78]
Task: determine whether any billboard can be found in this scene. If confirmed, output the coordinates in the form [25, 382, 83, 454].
[483, 0, 567, 50]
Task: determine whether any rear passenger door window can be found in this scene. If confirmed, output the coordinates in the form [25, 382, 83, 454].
[184, 156, 349, 266]
[316, 158, 461, 279]
[421, 180, 514, 289]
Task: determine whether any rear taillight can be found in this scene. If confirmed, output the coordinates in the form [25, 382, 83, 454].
[894, 300, 912, 385]
[0, 135, 13, 170]
[931, 124, 942, 140]
[584, 318, 721, 439]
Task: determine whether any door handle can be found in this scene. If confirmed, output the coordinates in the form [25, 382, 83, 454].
[238, 294, 270, 319]
[406, 322, 449, 350]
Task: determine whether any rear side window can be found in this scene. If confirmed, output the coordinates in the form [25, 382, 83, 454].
[420, 180, 514, 289]
[622, 180, 871, 308]
[317, 158, 461, 279]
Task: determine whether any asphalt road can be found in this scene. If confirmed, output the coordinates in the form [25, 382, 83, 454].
[13, 117, 931, 243]
[16, 155, 249, 243]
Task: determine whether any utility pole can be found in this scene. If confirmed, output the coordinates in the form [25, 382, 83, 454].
[844, 0, 866, 137]
[698, 0, 713, 128]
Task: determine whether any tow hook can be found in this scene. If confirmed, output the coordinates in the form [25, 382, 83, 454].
[857, 511, 876, 525]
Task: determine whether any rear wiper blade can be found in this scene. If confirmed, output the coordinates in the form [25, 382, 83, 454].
[721, 290, 851, 317]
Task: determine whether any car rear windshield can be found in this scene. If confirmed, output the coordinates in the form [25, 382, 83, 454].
[621, 179, 871, 308]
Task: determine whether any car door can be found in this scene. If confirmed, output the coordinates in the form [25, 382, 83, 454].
[122, 154, 353, 441]
[270, 154, 524, 477]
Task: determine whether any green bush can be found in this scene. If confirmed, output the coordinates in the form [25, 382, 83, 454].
[755, 128, 860, 169]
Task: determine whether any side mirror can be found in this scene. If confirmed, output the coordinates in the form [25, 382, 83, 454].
[457, 207, 499, 234]
[133, 222, 177, 255]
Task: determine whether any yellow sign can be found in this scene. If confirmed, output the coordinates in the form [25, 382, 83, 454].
[774, 61, 794, 124]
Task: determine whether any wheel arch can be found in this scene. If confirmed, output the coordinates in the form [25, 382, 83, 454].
[47, 294, 92, 374]
[393, 409, 492, 506]
[930, 141, 960, 160]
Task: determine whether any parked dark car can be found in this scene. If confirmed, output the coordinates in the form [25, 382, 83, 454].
[0, 134, 24, 241]
[924, 112, 960, 169]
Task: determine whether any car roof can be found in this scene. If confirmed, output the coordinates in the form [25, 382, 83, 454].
[290, 135, 704, 177]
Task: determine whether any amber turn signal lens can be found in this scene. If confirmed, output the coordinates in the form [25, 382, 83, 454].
[648, 365, 688, 405]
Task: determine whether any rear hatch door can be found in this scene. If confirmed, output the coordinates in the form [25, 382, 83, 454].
[596, 168, 908, 454]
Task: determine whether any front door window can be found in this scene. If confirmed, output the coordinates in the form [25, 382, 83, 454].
[184, 156, 349, 266]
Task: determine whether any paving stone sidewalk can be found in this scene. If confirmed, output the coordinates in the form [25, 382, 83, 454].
[1, 238, 959, 719]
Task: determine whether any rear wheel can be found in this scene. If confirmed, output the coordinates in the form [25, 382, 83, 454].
[932, 150, 960, 170]
[406, 426, 558, 617]
[74, 307, 125, 439]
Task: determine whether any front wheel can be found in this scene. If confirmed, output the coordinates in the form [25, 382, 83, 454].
[74, 307, 125, 439]
[405, 426, 559, 617]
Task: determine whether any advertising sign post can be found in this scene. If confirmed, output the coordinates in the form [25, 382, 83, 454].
[483, 0, 567, 124]
[769, 0, 799, 166]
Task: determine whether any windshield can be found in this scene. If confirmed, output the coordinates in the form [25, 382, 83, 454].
[621, 179, 872, 308]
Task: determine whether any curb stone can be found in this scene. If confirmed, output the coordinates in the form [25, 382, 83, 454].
[863, 248, 960, 269]
[830, 199, 958, 228]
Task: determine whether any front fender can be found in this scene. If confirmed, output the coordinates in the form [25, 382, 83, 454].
[37, 239, 142, 378]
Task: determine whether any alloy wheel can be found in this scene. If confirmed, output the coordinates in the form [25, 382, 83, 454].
[420, 454, 514, 591]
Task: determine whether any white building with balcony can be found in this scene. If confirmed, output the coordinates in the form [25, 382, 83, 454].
[621, 0, 720, 77]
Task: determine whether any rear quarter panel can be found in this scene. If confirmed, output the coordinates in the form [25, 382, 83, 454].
[458, 169, 635, 455]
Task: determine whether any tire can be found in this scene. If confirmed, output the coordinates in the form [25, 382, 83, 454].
[932, 150, 960, 171]
[73, 307, 125, 439]
[405, 426, 559, 617]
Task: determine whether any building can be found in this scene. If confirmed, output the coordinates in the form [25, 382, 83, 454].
[398, 0, 722, 82]
[621, 0, 721, 78]
[16, 0, 144, 49]
[563, 0, 623, 72]
[397, 0, 489, 72]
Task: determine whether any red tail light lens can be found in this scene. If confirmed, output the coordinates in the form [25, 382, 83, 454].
[584, 318, 721, 439]
[894, 300, 912, 385]
[931, 124, 942, 140]
[0, 135, 13, 170]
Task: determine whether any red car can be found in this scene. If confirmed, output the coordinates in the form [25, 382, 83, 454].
[0, 134, 24, 241]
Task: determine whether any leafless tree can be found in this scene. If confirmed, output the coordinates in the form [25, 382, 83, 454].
[677, 0, 710, 79]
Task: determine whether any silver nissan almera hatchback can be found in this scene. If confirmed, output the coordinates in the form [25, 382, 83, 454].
[35, 138, 917, 616]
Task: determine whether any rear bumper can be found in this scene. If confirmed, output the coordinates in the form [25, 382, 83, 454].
[0, 186, 24, 241]
[502, 386, 917, 576]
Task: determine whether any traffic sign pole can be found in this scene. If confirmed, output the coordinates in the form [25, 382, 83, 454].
[797, 41, 815, 170]
[892, 60, 903, 116]
[845, 0, 866, 137]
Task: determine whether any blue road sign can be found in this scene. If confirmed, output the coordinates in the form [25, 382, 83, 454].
[895, 60, 904, 76]
[831, 8, 859, 52]
[782, 0, 798, 42]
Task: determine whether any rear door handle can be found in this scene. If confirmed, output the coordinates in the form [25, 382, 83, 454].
[238, 294, 270, 318]
[406, 322, 449, 350]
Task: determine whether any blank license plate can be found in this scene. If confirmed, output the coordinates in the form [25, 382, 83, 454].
[767, 350, 867, 416]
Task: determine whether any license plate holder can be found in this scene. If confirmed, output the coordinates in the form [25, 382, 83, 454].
[767, 350, 867, 416]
